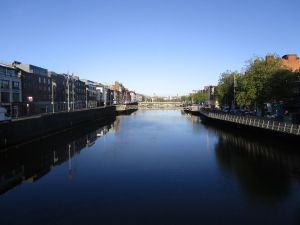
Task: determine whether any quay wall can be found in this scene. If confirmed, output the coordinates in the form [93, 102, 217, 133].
[0, 106, 116, 149]
[197, 110, 300, 141]
[116, 104, 138, 115]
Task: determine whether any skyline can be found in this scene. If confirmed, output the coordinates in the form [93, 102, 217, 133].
[1, 0, 300, 96]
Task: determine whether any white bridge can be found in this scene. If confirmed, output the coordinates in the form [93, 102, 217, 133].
[138, 102, 183, 109]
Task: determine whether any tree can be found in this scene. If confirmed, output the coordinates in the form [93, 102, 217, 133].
[215, 71, 242, 107]
[181, 95, 191, 103]
[236, 55, 283, 108]
[193, 91, 208, 103]
[266, 69, 298, 102]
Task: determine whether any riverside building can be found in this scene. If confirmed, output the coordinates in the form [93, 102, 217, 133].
[13, 61, 52, 115]
[0, 63, 22, 117]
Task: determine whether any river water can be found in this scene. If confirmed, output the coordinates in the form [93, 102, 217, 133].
[0, 110, 300, 225]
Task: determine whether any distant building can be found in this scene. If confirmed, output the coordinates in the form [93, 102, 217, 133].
[67, 75, 86, 110]
[48, 72, 66, 112]
[110, 81, 125, 104]
[124, 88, 131, 103]
[203, 85, 216, 107]
[96, 84, 114, 106]
[265, 54, 300, 72]
[81, 79, 97, 108]
[281, 54, 300, 72]
[130, 91, 136, 103]
[136, 93, 145, 102]
[13, 61, 51, 115]
[0, 63, 22, 117]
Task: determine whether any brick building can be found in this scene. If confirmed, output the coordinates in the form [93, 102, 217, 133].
[13, 61, 52, 115]
[281, 54, 300, 72]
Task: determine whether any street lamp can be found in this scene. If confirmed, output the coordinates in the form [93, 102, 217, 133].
[51, 80, 56, 113]
[67, 75, 70, 112]
[72, 82, 75, 111]
[86, 87, 88, 108]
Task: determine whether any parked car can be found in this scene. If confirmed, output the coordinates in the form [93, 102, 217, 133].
[222, 106, 230, 113]
[265, 112, 276, 119]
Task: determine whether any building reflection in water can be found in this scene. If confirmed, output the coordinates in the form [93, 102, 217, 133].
[0, 118, 117, 195]
[209, 122, 300, 205]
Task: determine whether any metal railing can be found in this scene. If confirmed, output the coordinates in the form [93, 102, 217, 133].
[200, 110, 300, 136]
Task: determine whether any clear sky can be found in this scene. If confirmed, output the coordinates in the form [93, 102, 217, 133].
[1, 0, 300, 96]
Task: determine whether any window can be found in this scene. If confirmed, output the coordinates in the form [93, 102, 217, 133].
[12, 81, 20, 90]
[1, 92, 9, 102]
[13, 93, 19, 102]
[0, 80, 9, 89]
[0, 67, 5, 75]
[39, 77, 41, 83]
[7, 69, 15, 77]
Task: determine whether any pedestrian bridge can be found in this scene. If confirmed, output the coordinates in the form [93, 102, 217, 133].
[138, 102, 183, 109]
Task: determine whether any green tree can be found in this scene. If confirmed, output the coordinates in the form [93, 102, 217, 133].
[193, 91, 208, 103]
[181, 95, 191, 102]
[215, 71, 241, 107]
[236, 55, 283, 108]
[266, 69, 298, 102]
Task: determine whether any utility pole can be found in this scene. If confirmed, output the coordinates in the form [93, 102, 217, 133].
[67, 74, 70, 112]
[72, 81, 75, 111]
[233, 73, 237, 109]
[51, 79, 55, 113]
[86, 87, 88, 108]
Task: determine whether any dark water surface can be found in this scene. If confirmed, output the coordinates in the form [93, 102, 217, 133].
[1, 110, 300, 225]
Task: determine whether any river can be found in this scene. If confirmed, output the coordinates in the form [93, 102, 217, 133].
[0, 110, 300, 225]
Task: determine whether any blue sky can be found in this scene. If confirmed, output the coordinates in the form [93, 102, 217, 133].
[1, 0, 299, 96]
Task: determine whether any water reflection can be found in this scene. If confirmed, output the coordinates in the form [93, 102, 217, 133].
[0, 118, 117, 195]
[1, 111, 300, 225]
[187, 113, 300, 205]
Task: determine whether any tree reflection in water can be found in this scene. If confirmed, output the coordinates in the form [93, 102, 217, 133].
[185, 113, 300, 205]
[211, 121, 300, 205]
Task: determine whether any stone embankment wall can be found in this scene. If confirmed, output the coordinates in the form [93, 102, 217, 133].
[0, 106, 116, 149]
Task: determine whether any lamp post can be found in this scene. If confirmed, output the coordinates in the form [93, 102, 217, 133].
[86, 87, 88, 108]
[51, 80, 56, 113]
[233, 74, 237, 109]
[72, 82, 75, 111]
[67, 75, 70, 112]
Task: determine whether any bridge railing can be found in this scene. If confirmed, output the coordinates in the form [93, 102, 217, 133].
[200, 110, 300, 136]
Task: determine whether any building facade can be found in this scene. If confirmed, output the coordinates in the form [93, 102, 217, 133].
[281, 54, 300, 72]
[203, 85, 216, 107]
[0, 63, 22, 117]
[81, 79, 97, 108]
[111, 81, 125, 104]
[48, 72, 67, 112]
[13, 62, 52, 115]
[66, 75, 86, 110]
